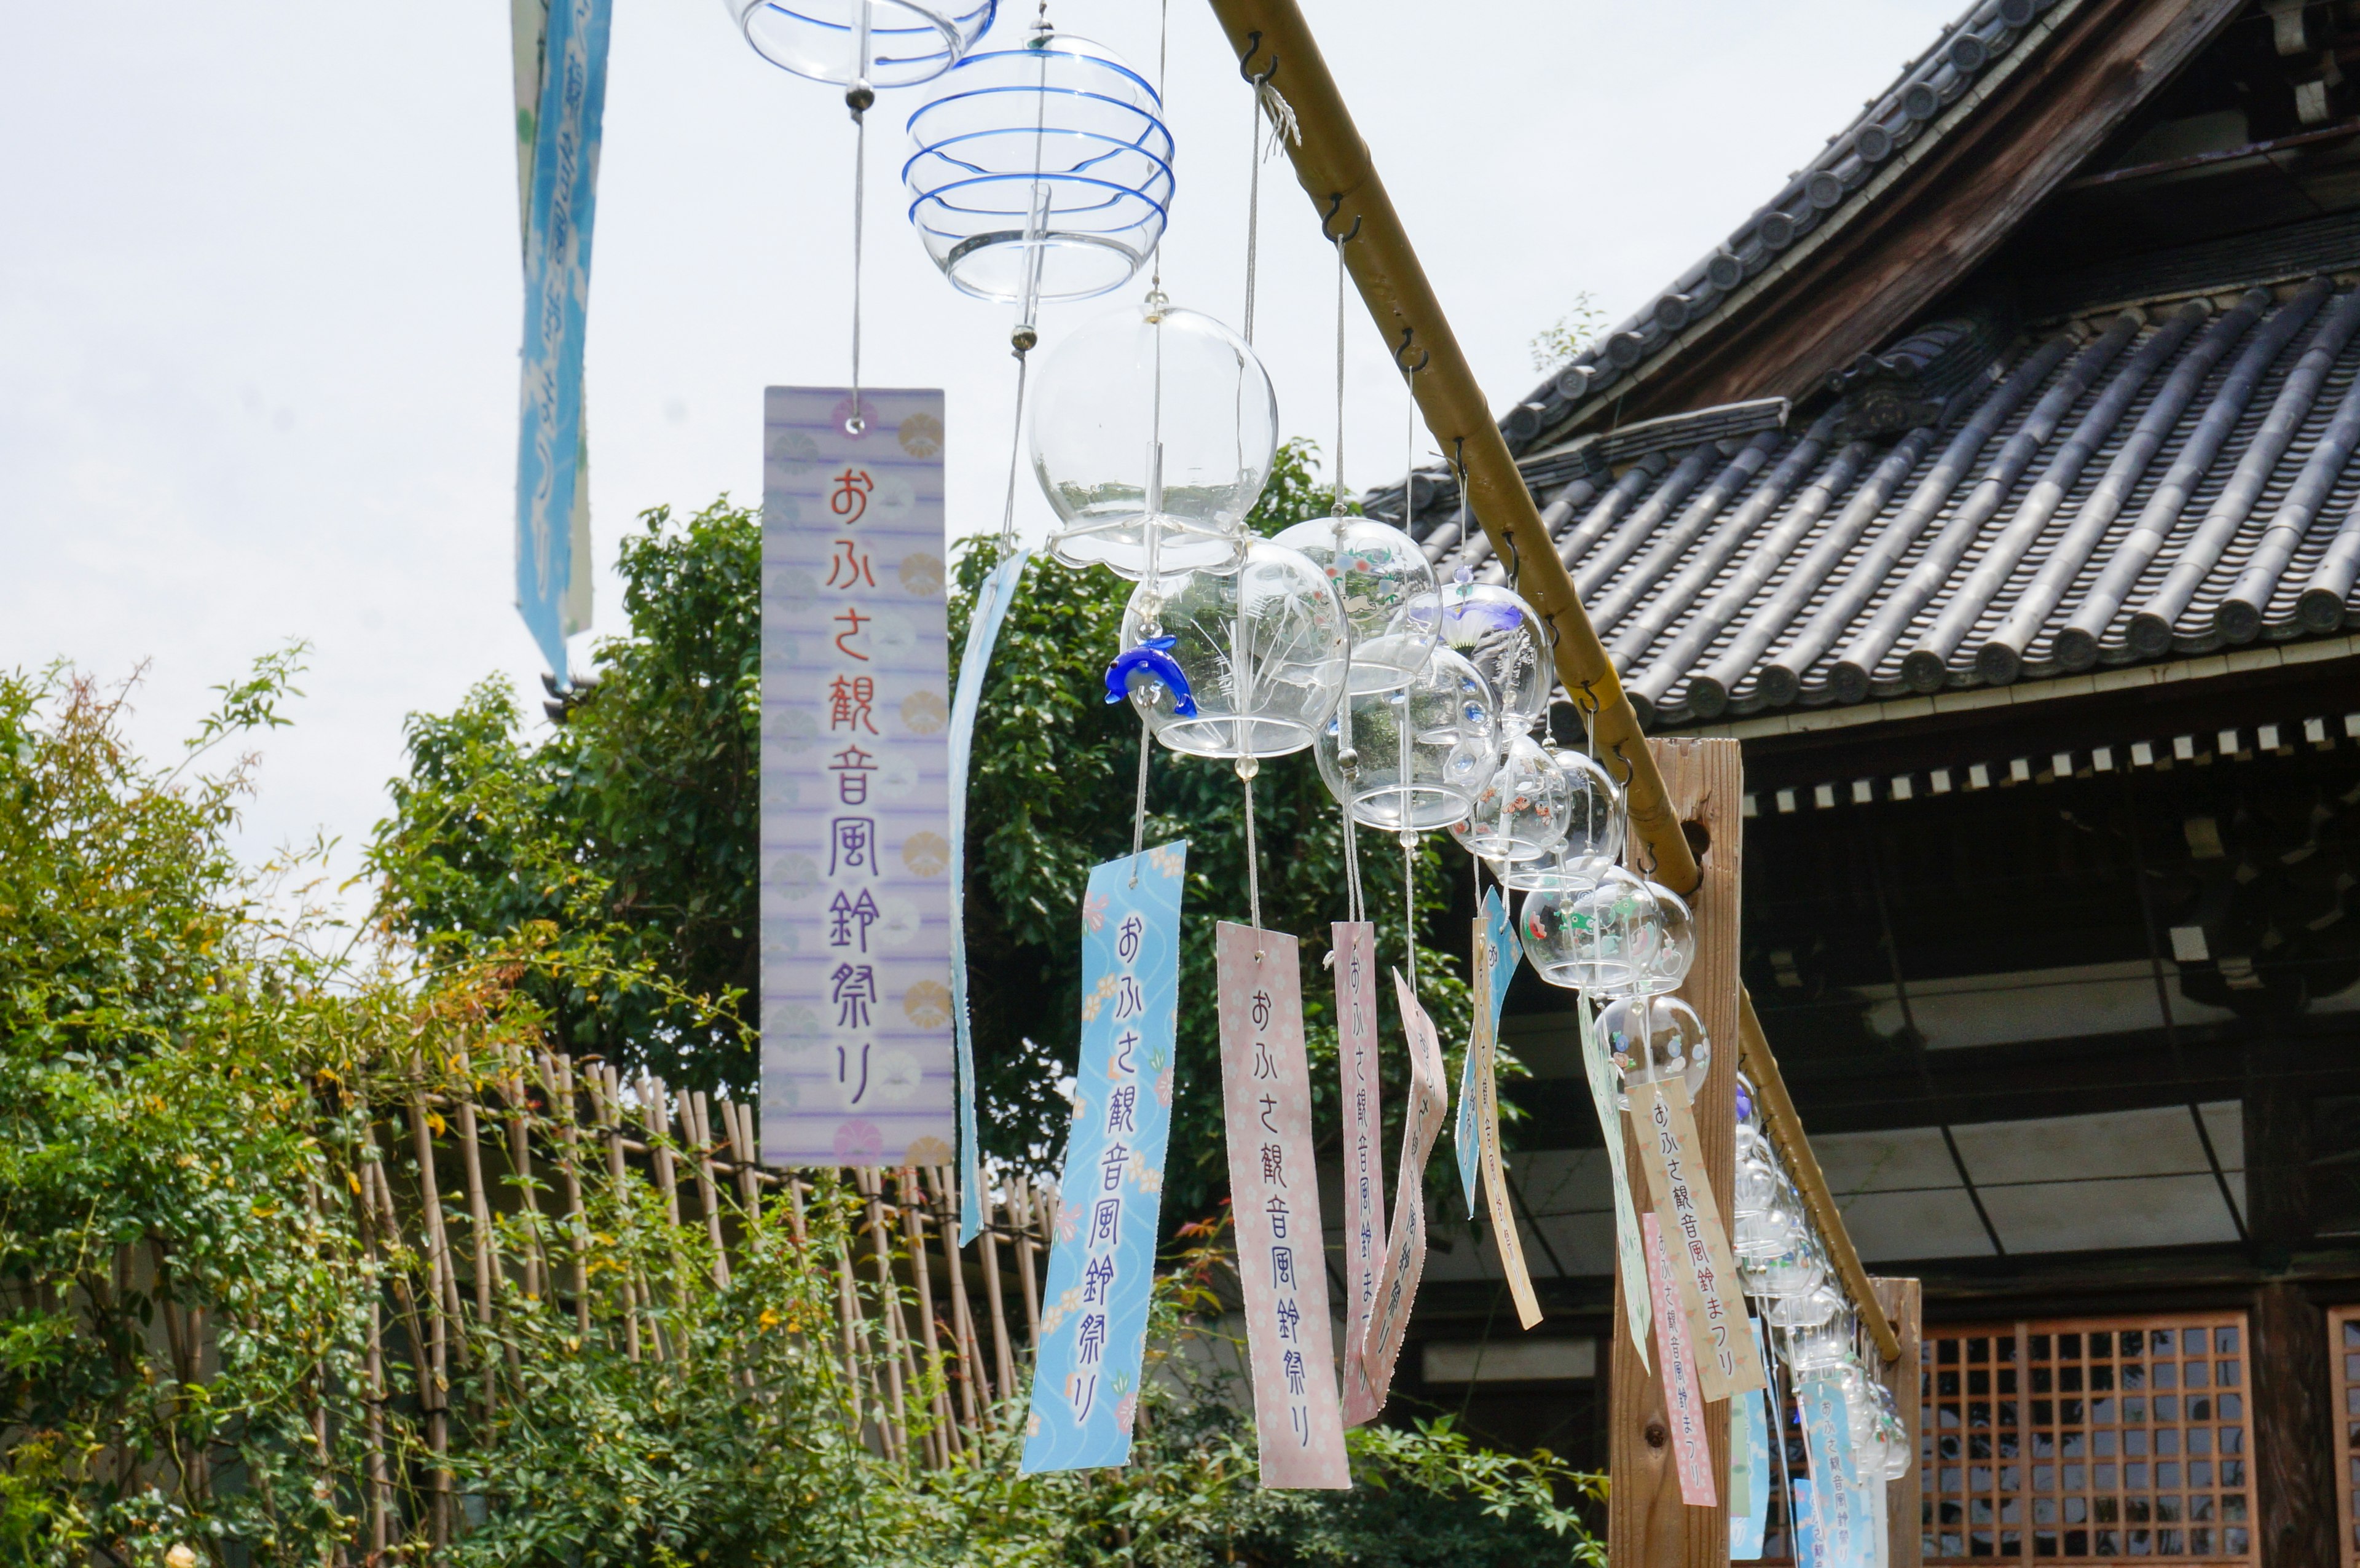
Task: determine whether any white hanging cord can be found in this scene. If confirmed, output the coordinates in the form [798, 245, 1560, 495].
[1242, 761, 1264, 932]
[1342, 813, 1364, 924]
[1401, 832, 1418, 990]
[844, 6, 873, 434]
[1128, 721, 1152, 887]
[1332, 235, 1349, 514]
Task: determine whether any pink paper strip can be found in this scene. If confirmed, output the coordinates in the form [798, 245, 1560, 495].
[1645, 1210, 1718, 1507]
[1355, 968, 1450, 1420]
[1216, 923, 1350, 1489]
[1333, 923, 1387, 1427]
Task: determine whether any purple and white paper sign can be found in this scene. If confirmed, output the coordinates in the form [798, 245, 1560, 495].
[1217, 923, 1349, 1489]
[759, 386, 954, 1168]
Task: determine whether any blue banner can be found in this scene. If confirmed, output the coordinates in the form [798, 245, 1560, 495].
[1732, 1319, 1772, 1559]
[1021, 843, 1187, 1472]
[1454, 887, 1519, 1217]
[514, 0, 611, 683]
[950, 549, 1031, 1244]
[1798, 1373, 1870, 1568]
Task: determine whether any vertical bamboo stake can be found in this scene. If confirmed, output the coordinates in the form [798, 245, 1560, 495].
[900, 1168, 956, 1464]
[404, 1077, 458, 1548]
[550, 1054, 592, 1336]
[725, 1099, 763, 1212]
[978, 1177, 1018, 1407]
[689, 1091, 731, 1288]
[931, 1165, 988, 1426]
[453, 1069, 504, 1408]
[503, 1054, 545, 1304]
[1012, 1178, 1044, 1354]
[352, 1145, 392, 1556]
[857, 1168, 913, 1462]
[589, 1067, 641, 1363]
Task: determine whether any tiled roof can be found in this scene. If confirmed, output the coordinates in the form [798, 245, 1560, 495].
[1404, 281, 2360, 728]
[1493, 0, 2067, 457]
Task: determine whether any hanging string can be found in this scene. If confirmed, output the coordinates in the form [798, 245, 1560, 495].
[1243, 766, 1264, 933]
[1401, 833, 1418, 990]
[1128, 721, 1152, 887]
[844, 12, 873, 435]
[996, 350, 1032, 549]
[1332, 235, 1349, 514]
[1342, 815, 1364, 924]
[1242, 75, 1265, 343]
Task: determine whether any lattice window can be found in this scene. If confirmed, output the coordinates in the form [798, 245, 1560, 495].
[1921, 1312, 2252, 1565]
[2335, 1306, 2360, 1568]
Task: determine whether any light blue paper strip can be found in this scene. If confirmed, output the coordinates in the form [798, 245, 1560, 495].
[1453, 888, 1519, 1219]
[1732, 1318, 1772, 1559]
[950, 549, 1031, 1245]
[1020, 843, 1188, 1472]
[1794, 1478, 1822, 1568]
[1798, 1372, 1870, 1568]
[514, 0, 612, 683]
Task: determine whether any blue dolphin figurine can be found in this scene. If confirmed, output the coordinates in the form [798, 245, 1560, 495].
[1105, 636, 1197, 716]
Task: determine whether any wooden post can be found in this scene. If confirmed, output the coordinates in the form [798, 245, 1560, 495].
[1870, 1277, 1923, 1568]
[2253, 1280, 2338, 1568]
[1609, 737, 1741, 1568]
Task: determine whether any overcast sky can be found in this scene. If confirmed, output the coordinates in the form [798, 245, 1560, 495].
[1, 0, 1958, 896]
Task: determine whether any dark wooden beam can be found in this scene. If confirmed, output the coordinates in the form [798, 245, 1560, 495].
[1587, 0, 2250, 428]
[2252, 1279, 2338, 1568]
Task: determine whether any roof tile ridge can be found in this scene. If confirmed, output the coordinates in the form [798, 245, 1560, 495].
[2216, 364, 2360, 643]
[1976, 288, 2271, 682]
[1639, 434, 1875, 724]
[1589, 429, 1784, 635]
[1917, 299, 2208, 687]
[2052, 276, 2335, 670]
[2128, 284, 2360, 653]
[1832, 315, 2148, 701]
[1568, 442, 1722, 600]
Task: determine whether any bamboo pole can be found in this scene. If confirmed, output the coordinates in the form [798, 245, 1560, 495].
[900, 1169, 956, 1464]
[978, 1179, 1018, 1405]
[1011, 1178, 1043, 1354]
[502, 1056, 545, 1304]
[690, 1091, 731, 1288]
[857, 1168, 914, 1462]
[551, 1056, 592, 1337]
[1199, 0, 1901, 1365]
[404, 1078, 459, 1548]
[591, 1067, 643, 1363]
[453, 1076, 504, 1408]
[932, 1165, 988, 1423]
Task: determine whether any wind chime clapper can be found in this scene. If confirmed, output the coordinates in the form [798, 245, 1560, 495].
[1200, 0, 1905, 1368]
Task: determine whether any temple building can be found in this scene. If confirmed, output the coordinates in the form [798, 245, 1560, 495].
[1357, 2, 2360, 1562]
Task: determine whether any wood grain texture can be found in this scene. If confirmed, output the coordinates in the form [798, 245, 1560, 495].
[2255, 1280, 2338, 1568]
[1578, 0, 2250, 429]
[1871, 1277, 1924, 1568]
[1611, 737, 1741, 1568]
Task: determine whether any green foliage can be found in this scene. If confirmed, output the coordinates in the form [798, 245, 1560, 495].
[1529, 292, 1608, 375]
[372, 500, 760, 1094]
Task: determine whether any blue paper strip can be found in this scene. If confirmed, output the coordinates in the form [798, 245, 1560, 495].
[1798, 1372, 1870, 1568]
[514, 0, 612, 683]
[1732, 1318, 1772, 1559]
[1453, 887, 1519, 1218]
[1020, 843, 1187, 1472]
[949, 549, 1031, 1245]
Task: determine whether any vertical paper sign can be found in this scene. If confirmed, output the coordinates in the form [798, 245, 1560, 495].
[1793, 1478, 1824, 1568]
[1732, 1318, 1772, 1558]
[1333, 922, 1386, 1427]
[1628, 1075, 1764, 1400]
[948, 547, 1032, 1244]
[1798, 1373, 1866, 1568]
[1020, 845, 1187, 1472]
[1453, 888, 1521, 1220]
[1645, 1212, 1718, 1507]
[513, 0, 608, 681]
[1581, 994, 1651, 1368]
[1356, 968, 1450, 1418]
[759, 386, 954, 1169]
[1217, 924, 1350, 1489]
[1472, 890, 1542, 1330]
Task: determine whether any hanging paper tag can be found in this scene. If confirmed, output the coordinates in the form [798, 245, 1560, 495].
[1453, 923, 1481, 1221]
[1798, 1373, 1869, 1568]
[1731, 1318, 1772, 1558]
[1579, 994, 1651, 1368]
[1644, 1211, 1718, 1506]
[950, 547, 1032, 1245]
[759, 385, 954, 1169]
[1627, 1075, 1766, 1400]
[1019, 844, 1187, 1472]
[1356, 967, 1450, 1419]
[1332, 922, 1388, 1428]
[1217, 923, 1350, 1489]
[1453, 888, 1523, 1221]
[1793, 1477, 1824, 1568]
[1471, 890, 1541, 1330]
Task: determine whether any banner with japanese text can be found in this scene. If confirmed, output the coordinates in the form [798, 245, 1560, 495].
[512, 0, 606, 681]
[1333, 922, 1385, 1427]
[1629, 1075, 1764, 1400]
[1020, 845, 1187, 1472]
[1798, 1372, 1871, 1568]
[1644, 1211, 1717, 1506]
[1217, 924, 1349, 1488]
[1355, 968, 1449, 1421]
[759, 386, 954, 1167]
